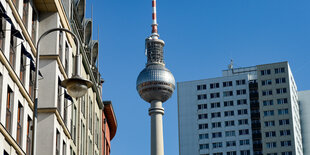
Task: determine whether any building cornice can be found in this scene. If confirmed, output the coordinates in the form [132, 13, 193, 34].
[0, 123, 25, 155]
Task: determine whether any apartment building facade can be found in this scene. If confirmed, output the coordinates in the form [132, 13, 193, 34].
[178, 62, 303, 155]
[0, 0, 117, 155]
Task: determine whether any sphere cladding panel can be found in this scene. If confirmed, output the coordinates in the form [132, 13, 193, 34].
[136, 65, 175, 103]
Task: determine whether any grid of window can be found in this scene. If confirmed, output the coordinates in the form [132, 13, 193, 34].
[212, 132, 222, 138]
[199, 133, 209, 140]
[223, 91, 233, 97]
[266, 142, 277, 148]
[239, 139, 250, 145]
[240, 150, 250, 155]
[262, 79, 272, 86]
[212, 122, 221, 128]
[226, 141, 236, 147]
[277, 98, 288, 104]
[198, 104, 207, 110]
[236, 79, 246, 85]
[238, 119, 248, 125]
[199, 123, 208, 129]
[236, 89, 246, 95]
[211, 112, 221, 118]
[223, 81, 233, 87]
[238, 129, 249, 135]
[237, 99, 247, 105]
[237, 109, 248, 115]
[276, 88, 287, 94]
[210, 83, 219, 89]
[265, 131, 276, 137]
[262, 90, 273, 96]
[264, 110, 274, 116]
[211, 102, 220, 108]
[261, 69, 271, 75]
[275, 77, 286, 84]
[263, 100, 274, 106]
[264, 121, 275, 127]
[212, 142, 223, 148]
[198, 94, 207, 100]
[278, 109, 289, 115]
[227, 151, 237, 155]
[224, 111, 234, 117]
[225, 130, 235, 137]
[280, 141, 291, 147]
[281, 152, 292, 155]
[224, 101, 234, 107]
[279, 130, 291, 136]
[210, 92, 220, 98]
[198, 114, 208, 120]
[199, 143, 209, 150]
[225, 120, 235, 127]
[275, 67, 285, 74]
[197, 84, 207, 90]
[279, 119, 289, 125]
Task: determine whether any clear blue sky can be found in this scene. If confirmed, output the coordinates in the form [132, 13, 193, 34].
[86, 0, 310, 154]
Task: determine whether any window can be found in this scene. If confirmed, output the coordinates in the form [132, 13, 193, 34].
[71, 105, 77, 143]
[263, 100, 273, 106]
[63, 141, 66, 155]
[279, 119, 289, 125]
[211, 112, 221, 118]
[279, 130, 291, 136]
[65, 43, 69, 74]
[199, 133, 209, 140]
[265, 131, 276, 137]
[277, 98, 288, 104]
[238, 119, 248, 125]
[281, 152, 292, 155]
[198, 104, 207, 110]
[227, 151, 237, 155]
[224, 101, 233, 107]
[264, 110, 274, 116]
[240, 150, 250, 155]
[267, 153, 277, 155]
[223, 81, 233, 87]
[199, 144, 209, 150]
[211, 102, 220, 108]
[264, 121, 275, 127]
[275, 68, 285, 74]
[57, 78, 63, 115]
[225, 130, 235, 137]
[224, 111, 234, 117]
[59, 30, 63, 61]
[23, 0, 29, 26]
[6, 86, 13, 132]
[210, 92, 220, 98]
[17, 102, 23, 146]
[261, 69, 271, 75]
[0, 15, 6, 50]
[239, 129, 249, 135]
[225, 120, 235, 127]
[56, 130, 60, 155]
[262, 90, 272, 96]
[89, 97, 92, 131]
[237, 109, 248, 115]
[81, 96, 85, 116]
[210, 83, 219, 89]
[275, 78, 286, 84]
[197, 84, 207, 90]
[198, 123, 208, 130]
[26, 116, 32, 155]
[236, 79, 246, 85]
[28, 64, 35, 100]
[239, 139, 250, 145]
[262, 79, 272, 86]
[212, 142, 223, 148]
[278, 109, 289, 115]
[266, 142, 277, 148]
[223, 91, 233, 97]
[63, 99, 68, 125]
[20, 52, 27, 85]
[31, 10, 38, 44]
[95, 116, 99, 146]
[197, 94, 207, 100]
[237, 99, 247, 105]
[280, 141, 291, 147]
[9, 31, 17, 68]
[276, 88, 287, 94]
[212, 132, 222, 138]
[212, 122, 221, 128]
[226, 141, 236, 147]
[236, 89, 246, 95]
[198, 114, 208, 119]
[89, 138, 92, 155]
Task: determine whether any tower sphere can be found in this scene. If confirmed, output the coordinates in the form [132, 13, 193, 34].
[136, 64, 175, 103]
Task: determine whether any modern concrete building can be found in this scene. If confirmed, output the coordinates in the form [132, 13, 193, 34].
[178, 62, 303, 155]
[0, 0, 117, 155]
[298, 90, 310, 155]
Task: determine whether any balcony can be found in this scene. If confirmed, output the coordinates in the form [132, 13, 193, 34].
[34, 0, 57, 12]
[249, 82, 258, 89]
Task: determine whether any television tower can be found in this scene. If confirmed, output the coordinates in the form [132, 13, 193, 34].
[136, 0, 175, 154]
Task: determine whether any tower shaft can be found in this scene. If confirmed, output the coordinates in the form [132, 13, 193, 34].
[149, 100, 165, 155]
